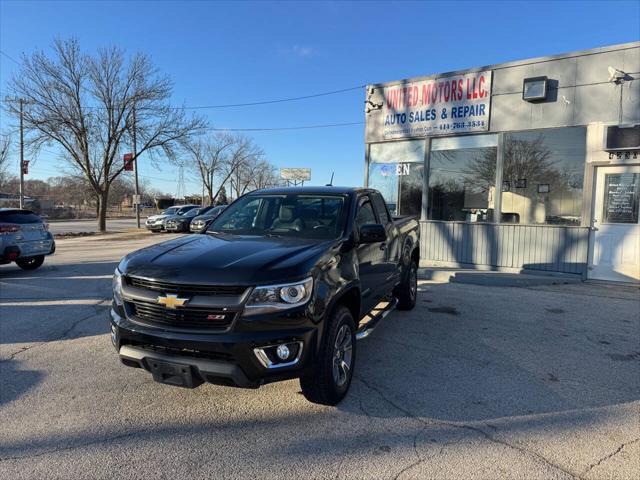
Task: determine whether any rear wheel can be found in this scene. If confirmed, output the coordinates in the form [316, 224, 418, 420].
[395, 259, 417, 310]
[300, 306, 356, 405]
[16, 255, 45, 270]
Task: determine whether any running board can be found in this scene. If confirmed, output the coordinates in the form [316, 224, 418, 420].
[356, 297, 397, 340]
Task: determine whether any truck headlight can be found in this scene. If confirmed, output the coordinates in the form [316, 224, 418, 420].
[245, 277, 313, 315]
[112, 268, 124, 306]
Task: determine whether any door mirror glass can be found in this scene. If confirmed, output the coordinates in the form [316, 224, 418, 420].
[359, 224, 387, 243]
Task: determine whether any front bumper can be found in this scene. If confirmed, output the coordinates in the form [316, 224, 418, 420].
[165, 223, 187, 232]
[110, 307, 317, 388]
[145, 223, 164, 231]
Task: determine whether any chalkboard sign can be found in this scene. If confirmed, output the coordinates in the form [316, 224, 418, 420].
[603, 173, 639, 224]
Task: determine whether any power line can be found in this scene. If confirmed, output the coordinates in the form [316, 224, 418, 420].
[0, 49, 20, 65]
[207, 121, 364, 132]
[184, 86, 364, 109]
[1, 49, 364, 111]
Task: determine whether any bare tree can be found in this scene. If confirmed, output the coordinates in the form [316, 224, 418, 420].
[6, 38, 206, 231]
[228, 138, 267, 198]
[0, 132, 12, 190]
[186, 132, 235, 206]
[247, 159, 280, 190]
[467, 135, 557, 189]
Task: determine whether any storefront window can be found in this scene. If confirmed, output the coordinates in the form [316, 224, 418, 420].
[368, 140, 424, 216]
[427, 134, 498, 222]
[500, 127, 586, 225]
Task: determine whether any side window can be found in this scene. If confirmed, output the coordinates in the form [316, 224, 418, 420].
[356, 199, 377, 228]
[372, 193, 392, 225]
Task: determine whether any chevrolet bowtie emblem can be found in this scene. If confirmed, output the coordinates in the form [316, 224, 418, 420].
[157, 293, 189, 309]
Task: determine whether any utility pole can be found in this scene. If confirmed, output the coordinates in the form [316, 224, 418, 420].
[132, 103, 140, 228]
[19, 98, 24, 209]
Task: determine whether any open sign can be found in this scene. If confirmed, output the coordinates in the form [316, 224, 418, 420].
[396, 164, 410, 176]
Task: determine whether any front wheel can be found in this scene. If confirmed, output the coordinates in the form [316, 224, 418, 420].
[395, 259, 417, 310]
[15, 255, 45, 270]
[300, 306, 356, 405]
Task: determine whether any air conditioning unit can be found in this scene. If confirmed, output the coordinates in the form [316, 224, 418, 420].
[604, 124, 640, 151]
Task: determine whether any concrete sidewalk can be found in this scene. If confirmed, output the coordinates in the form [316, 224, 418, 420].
[419, 267, 585, 288]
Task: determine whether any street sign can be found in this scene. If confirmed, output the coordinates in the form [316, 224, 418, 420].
[124, 153, 134, 171]
[132, 194, 141, 205]
[280, 168, 311, 181]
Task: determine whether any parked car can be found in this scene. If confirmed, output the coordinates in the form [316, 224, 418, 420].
[164, 206, 208, 233]
[145, 205, 199, 232]
[111, 187, 419, 405]
[189, 205, 227, 233]
[0, 208, 55, 270]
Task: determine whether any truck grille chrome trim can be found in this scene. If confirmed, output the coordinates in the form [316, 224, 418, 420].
[126, 276, 248, 296]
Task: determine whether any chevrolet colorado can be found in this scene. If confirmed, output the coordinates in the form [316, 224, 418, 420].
[110, 187, 419, 405]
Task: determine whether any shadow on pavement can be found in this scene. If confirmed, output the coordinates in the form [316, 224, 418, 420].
[0, 260, 117, 345]
[0, 359, 44, 408]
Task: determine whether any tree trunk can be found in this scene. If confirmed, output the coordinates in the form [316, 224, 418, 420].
[97, 189, 109, 232]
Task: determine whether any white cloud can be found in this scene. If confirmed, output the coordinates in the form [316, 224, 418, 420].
[280, 45, 315, 58]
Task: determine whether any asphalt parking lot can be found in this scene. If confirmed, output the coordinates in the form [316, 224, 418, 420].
[1, 232, 639, 479]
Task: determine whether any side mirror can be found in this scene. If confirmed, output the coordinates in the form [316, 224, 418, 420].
[359, 224, 387, 243]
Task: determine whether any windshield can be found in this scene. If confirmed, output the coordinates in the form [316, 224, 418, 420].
[177, 206, 196, 215]
[162, 207, 178, 215]
[208, 194, 347, 240]
[183, 208, 200, 218]
[205, 205, 226, 217]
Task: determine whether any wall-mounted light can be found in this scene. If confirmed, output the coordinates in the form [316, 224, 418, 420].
[522, 76, 548, 102]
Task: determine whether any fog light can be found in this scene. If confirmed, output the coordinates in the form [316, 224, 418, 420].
[253, 341, 303, 369]
[276, 344, 290, 360]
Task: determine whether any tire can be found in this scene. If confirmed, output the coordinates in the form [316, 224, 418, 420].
[300, 306, 356, 406]
[395, 259, 417, 311]
[15, 255, 45, 270]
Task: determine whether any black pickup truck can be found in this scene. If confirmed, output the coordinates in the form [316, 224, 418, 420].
[110, 187, 419, 405]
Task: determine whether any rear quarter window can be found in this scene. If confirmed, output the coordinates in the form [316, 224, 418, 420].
[371, 194, 392, 225]
[0, 211, 42, 224]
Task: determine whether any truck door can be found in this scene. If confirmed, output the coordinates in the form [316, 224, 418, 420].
[355, 196, 386, 312]
[371, 192, 401, 289]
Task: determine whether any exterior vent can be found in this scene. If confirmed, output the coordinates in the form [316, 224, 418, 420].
[604, 124, 640, 151]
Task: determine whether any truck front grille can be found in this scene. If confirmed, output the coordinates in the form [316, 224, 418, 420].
[126, 276, 247, 297]
[127, 299, 236, 331]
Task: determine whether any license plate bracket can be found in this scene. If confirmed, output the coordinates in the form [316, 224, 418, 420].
[148, 360, 203, 388]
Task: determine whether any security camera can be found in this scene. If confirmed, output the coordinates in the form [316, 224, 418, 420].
[608, 66, 628, 84]
[368, 86, 375, 96]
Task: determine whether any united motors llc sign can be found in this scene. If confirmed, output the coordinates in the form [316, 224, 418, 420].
[381, 71, 492, 139]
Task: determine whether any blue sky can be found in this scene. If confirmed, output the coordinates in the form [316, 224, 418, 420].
[1, 0, 639, 196]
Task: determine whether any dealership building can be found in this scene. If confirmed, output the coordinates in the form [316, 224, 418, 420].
[364, 42, 640, 283]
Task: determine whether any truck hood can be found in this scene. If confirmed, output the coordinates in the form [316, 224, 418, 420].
[119, 233, 335, 285]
